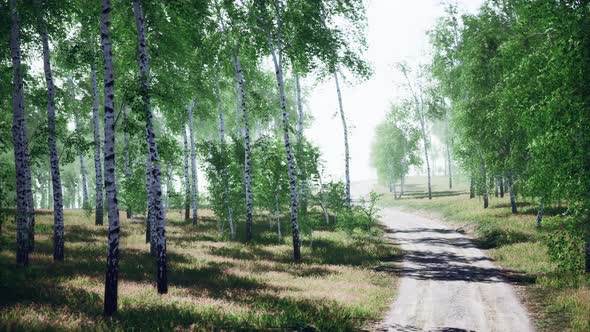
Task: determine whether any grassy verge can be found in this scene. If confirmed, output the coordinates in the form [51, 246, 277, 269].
[0, 209, 399, 331]
[379, 176, 589, 332]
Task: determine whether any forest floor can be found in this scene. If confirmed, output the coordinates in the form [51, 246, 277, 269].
[0, 209, 399, 331]
[378, 175, 590, 332]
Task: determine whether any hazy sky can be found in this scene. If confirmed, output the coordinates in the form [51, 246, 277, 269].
[304, 0, 482, 182]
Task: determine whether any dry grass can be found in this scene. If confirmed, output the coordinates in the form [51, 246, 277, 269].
[379, 175, 590, 332]
[0, 209, 399, 331]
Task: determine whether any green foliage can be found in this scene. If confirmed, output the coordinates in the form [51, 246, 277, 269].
[323, 180, 346, 219]
[337, 191, 382, 234]
[199, 138, 246, 237]
[120, 166, 148, 216]
[430, 0, 590, 211]
[544, 216, 588, 274]
[371, 104, 422, 189]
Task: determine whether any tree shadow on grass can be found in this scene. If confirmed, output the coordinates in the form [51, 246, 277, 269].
[0, 252, 354, 331]
[520, 205, 568, 217]
[474, 228, 533, 249]
[208, 234, 394, 267]
[109, 291, 359, 331]
[491, 202, 532, 210]
[399, 190, 466, 200]
[1, 211, 394, 331]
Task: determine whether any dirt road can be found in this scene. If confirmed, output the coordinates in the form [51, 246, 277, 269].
[378, 207, 534, 332]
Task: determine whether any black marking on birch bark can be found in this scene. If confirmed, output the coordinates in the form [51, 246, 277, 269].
[334, 71, 351, 208]
[187, 100, 199, 225]
[267, 30, 300, 261]
[39, 6, 65, 259]
[133, 0, 167, 293]
[183, 127, 191, 222]
[234, 56, 253, 241]
[91, 61, 104, 226]
[11, 0, 31, 266]
[101, 0, 121, 317]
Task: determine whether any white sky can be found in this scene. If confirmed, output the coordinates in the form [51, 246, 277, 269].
[304, 0, 482, 182]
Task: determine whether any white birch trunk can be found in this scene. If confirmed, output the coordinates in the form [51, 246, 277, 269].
[39, 9, 65, 260]
[124, 106, 132, 219]
[146, 154, 154, 251]
[318, 171, 330, 225]
[235, 55, 254, 241]
[445, 110, 453, 189]
[187, 100, 199, 225]
[295, 73, 308, 216]
[101, 0, 121, 316]
[266, 5, 301, 260]
[70, 77, 89, 209]
[182, 127, 190, 222]
[90, 60, 104, 226]
[215, 74, 235, 238]
[333, 71, 352, 208]
[10, 0, 31, 265]
[133, 0, 167, 294]
[234, 79, 243, 139]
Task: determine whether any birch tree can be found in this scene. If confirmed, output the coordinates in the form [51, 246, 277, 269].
[254, 0, 301, 260]
[124, 106, 132, 219]
[90, 58, 103, 226]
[100, 0, 121, 316]
[333, 71, 351, 207]
[399, 64, 432, 200]
[187, 100, 199, 225]
[10, 0, 32, 265]
[68, 76, 90, 210]
[132, 0, 167, 294]
[215, 73, 235, 238]
[182, 127, 191, 222]
[37, 1, 65, 260]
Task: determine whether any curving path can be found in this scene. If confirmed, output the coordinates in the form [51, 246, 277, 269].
[378, 207, 534, 332]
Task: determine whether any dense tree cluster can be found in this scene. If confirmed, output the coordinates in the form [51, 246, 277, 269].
[430, 0, 590, 221]
[1, 0, 369, 316]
